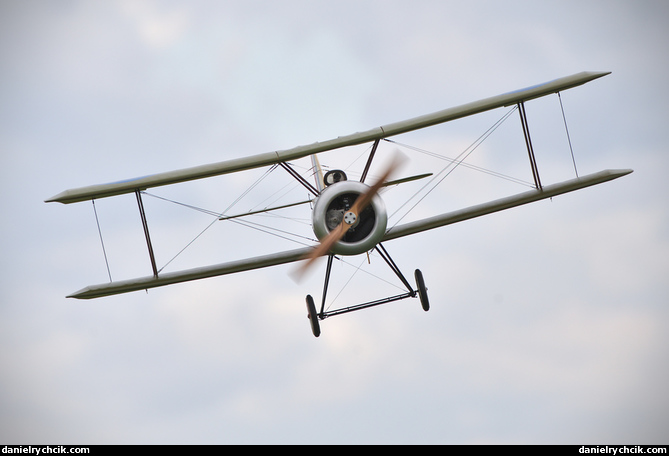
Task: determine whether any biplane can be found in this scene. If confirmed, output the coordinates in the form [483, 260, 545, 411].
[46, 71, 632, 337]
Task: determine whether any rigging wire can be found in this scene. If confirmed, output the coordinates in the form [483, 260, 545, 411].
[249, 178, 300, 212]
[323, 107, 527, 303]
[141, 192, 221, 217]
[325, 252, 407, 312]
[143, 163, 281, 273]
[558, 92, 579, 177]
[253, 210, 312, 226]
[228, 217, 317, 245]
[122, 106, 533, 282]
[343, 143, 374, 179]
[224, 163, 281, 214]
[156, 217, 217, 273]
[384, 138, 534, 188]
[248, 163, 316, 214]
[325, 255, 368, 312]
[92, 199, 113, 282]
[386, 105, 520, 228]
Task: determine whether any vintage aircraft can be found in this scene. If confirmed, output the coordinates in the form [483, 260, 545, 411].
[46, 71, 632, 337]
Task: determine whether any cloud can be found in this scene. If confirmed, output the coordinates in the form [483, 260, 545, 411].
[117, 0, 192, 50]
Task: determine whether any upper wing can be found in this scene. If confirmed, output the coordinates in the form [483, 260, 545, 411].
[66, 168, 631, 299]
[46, 71, 610, 204]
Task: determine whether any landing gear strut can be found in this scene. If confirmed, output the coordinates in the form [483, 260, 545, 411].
[305, 243, 429, 337]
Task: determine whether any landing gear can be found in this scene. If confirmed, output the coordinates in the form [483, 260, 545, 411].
[306, 294, 321, 338]
[415, 269, 429, 311]
[304, 244, 431, 337]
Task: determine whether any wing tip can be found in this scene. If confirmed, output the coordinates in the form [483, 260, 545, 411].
[44, 191, 67, 204]
[608, 168, 634, 178]
[66, 288, 93, 299]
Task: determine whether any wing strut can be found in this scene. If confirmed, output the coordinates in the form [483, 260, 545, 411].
[279, 162, 320, 196]
[360, 139, 381, 183]
[135, 190, 159, 278]
[518, 102, 542, 190]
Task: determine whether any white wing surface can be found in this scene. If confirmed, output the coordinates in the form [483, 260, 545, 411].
[46, 71, 610, 204]
[67, 169, 631, 299]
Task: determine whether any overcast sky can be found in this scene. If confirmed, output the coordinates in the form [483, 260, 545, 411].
[1, 0, 668, 444]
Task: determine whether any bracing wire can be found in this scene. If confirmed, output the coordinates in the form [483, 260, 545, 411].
[228, 217, 318, 245]
[125, 105, 534, 283]
[386, 105, 520, 228]
[386, 138, 534, 188]
[325, 256, 368, 312]
[142, 163, 314, 273]
[156, 217, 217, 273]
[558, 92, 579, 177]
[92, 199, 113, 282]
[325, 252, 407, 312]
[141, 164, 280, 273]
[140, 192, 221, 217]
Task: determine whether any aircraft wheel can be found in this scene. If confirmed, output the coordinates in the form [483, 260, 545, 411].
[414, 269, 429, 312]
[306, 294, 321, 337]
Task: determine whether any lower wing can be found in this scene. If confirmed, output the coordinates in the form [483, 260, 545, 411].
[67, 168, 631, 299]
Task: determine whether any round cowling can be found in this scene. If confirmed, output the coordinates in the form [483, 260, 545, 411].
[311, 180, 387, 255]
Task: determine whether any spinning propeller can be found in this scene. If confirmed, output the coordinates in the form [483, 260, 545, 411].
[294, 153, 404, 279]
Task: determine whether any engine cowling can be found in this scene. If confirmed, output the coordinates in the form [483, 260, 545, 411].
[311, 180, 387, 256]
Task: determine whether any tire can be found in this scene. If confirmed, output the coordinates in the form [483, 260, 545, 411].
[306, 294, 321, 337]
[414, 269, 429, 312]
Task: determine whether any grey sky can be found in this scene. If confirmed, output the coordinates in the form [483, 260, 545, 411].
[1, 0, 667, 444]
